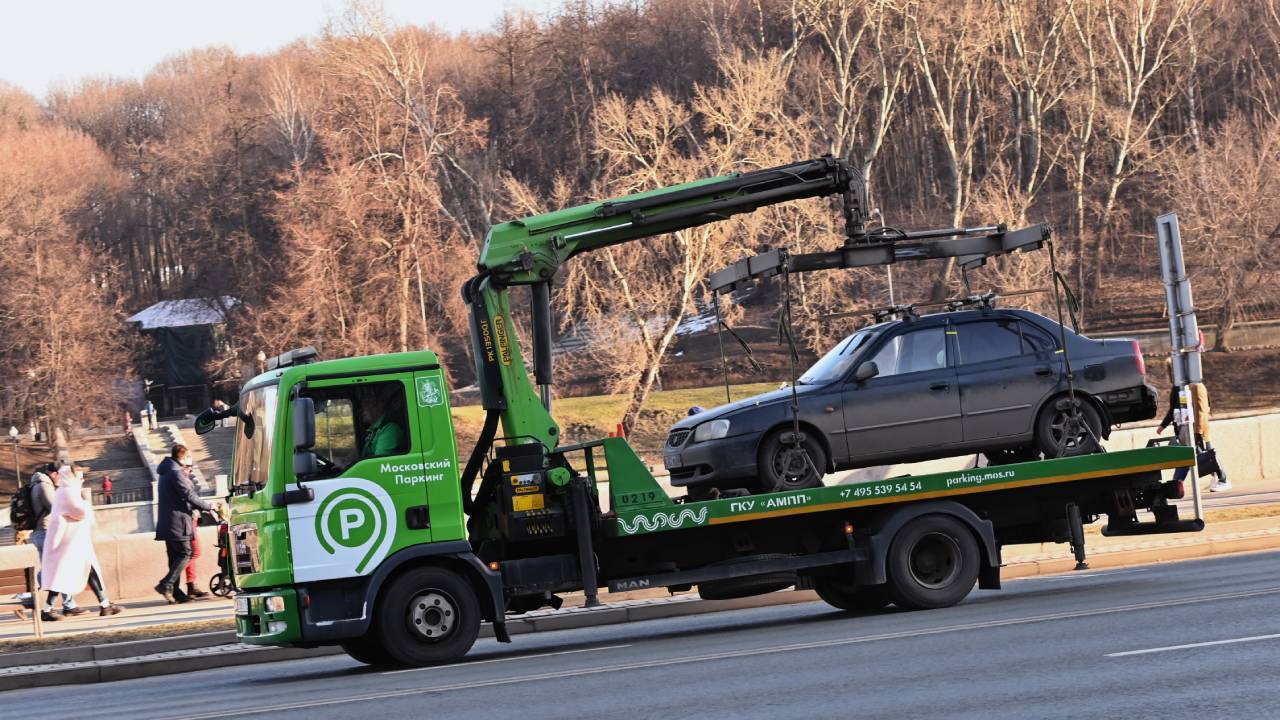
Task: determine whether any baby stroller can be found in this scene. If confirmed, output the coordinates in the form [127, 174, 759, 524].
[209, 519, 238, 598]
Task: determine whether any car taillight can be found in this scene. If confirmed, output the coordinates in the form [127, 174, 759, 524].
[1132, 340, 1146, 376]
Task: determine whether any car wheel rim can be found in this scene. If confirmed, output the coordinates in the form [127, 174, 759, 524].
[407, 590, 457, 642]
[1048, 411, 1089, 451]
[907, 532, 962, 589]
[773, 443, 814, 485]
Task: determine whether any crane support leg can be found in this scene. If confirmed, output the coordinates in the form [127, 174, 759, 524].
[1067, 502, 1089, 571]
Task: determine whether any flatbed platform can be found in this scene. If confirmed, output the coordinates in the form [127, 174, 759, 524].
[610, 445, 1194, 537]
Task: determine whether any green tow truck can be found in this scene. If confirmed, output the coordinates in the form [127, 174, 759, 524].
[199, 157, 1201, 667]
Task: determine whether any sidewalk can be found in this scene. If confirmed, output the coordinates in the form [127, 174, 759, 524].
[1, 597, 232, 644]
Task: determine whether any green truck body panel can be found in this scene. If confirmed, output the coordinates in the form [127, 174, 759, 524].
[609, 445, 1195, 537]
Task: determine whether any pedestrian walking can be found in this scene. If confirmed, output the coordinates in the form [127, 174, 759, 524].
[122, 407, 132, 437]
[145, 400, 157, 430]
[180, 461, 210, 599]
[155, 444, 214, 604]
[40, 466, 124, 617]
[26, 463, 85, 620]
[102, 474, 112, 505]
[1158, 359, 1230, 491]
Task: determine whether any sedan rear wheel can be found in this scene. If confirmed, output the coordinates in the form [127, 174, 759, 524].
[758, 430, 827, 494]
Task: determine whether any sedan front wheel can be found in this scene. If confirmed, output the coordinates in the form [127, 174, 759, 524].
[758, 429, 827, 494]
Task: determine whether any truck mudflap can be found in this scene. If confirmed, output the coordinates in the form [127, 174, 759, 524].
[295, 541, 511, 644]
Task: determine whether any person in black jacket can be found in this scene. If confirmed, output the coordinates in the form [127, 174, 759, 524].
[154, 445, 215, 603]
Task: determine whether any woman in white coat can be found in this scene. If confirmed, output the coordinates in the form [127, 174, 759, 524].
[41, 466, 124, 617]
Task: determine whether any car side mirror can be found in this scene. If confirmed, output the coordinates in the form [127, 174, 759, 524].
[292, 397, 316, 451]
[854, 361, 879, 382]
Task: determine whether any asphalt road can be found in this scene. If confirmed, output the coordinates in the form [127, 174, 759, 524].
[5, 551, 1280, 719]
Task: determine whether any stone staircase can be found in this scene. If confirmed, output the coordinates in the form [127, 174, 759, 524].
[69, 433, 151, 494]
[179, 425, 234, 483]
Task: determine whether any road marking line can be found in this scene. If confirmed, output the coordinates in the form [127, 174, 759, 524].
[1107, 633, 1280, 657]
[165, 585, 1280, 720]
[1036, 569, 1149, 581]
[380, 644, 631, 674]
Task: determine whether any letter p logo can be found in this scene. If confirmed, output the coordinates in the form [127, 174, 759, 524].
[339, 508, 363, 541]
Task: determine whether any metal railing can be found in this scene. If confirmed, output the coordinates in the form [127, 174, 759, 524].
[91, 487, 153, 505]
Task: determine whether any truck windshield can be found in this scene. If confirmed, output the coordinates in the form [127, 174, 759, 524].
[797, 327, 881, 385]
[231, 384, 278, 494]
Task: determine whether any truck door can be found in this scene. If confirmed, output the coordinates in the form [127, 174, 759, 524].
[842, 324, 962, 461]
[285, 374, 431, 584]
[409, 367, 463, 545]
[953, 319, 1056, 441]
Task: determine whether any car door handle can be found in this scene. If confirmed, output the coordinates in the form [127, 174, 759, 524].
[1035, 366, 1054, 376]
[824, 406, 836, 413]
[930, 383, 950, 392]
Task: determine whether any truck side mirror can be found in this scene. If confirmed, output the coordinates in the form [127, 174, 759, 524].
[854, 361, 879, 382]
[293, 451, 318, 478]
[292, 397, 316, 451]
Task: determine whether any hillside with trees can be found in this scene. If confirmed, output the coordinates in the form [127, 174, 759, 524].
[2, 0, 1278, 430]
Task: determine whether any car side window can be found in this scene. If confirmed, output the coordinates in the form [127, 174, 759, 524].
[865, 327, 947, 377]
[956, 320, 1023, 365]
[1019, 322, 1056, 354]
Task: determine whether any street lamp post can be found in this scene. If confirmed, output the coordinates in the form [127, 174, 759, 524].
[8, 425, 19, 486]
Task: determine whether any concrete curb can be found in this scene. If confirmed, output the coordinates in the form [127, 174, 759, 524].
[4, 532, 1279, 692]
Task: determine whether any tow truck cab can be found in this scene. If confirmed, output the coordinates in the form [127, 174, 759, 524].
[226, 350, 496, 646]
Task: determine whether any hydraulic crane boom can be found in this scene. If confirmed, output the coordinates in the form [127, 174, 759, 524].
[460, 157, 868, 469]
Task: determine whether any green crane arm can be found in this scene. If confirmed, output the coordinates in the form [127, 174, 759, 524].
[457, 157, 866, 495]
[476, 156, 866, 285]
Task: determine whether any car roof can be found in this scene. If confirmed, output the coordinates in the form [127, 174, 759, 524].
[875, 307, 1046, 331]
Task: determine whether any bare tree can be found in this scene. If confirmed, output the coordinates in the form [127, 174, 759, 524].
[1160, 116, 1280, 350]
[907, 0, 998, 300]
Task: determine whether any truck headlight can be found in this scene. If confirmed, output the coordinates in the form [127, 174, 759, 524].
[693, 418, 731, 442]
[265, 596, 285, 613]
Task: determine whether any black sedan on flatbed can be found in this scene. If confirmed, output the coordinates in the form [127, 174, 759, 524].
[664, 308, 1156, 497]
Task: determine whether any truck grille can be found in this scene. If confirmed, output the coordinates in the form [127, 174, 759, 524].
[667, 429, 690, 448]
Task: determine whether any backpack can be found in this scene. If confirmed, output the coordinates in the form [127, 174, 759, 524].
[9, 483, 37, 531]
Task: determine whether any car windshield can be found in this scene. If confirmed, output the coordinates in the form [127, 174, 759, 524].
[798, 327, 882, 385]
[231, 384, 278, 494]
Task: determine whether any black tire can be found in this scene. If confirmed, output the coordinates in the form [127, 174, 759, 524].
[758, 429, 827, 494]
[814, 577, 893, 613]
[1034, 399, 1102, 458]
[208, 574, 231, 598]
[374, 567, 481, 667]
[341, 635, 396, 667]
[886, 515, 980, 610]
[982, 446, 1042, 466]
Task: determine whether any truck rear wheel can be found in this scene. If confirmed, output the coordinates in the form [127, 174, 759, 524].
[886, 515, 979, 610]
[376, 566, 481, 667]
[814, 577, 892, 613]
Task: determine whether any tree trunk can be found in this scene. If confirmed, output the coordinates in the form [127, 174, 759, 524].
[1215, 290, 1238, 352]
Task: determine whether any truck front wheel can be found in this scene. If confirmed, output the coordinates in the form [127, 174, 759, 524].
[340, 636, 395, 666]
[376, 566, 481, 667]
[886, 515, 979, 610]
